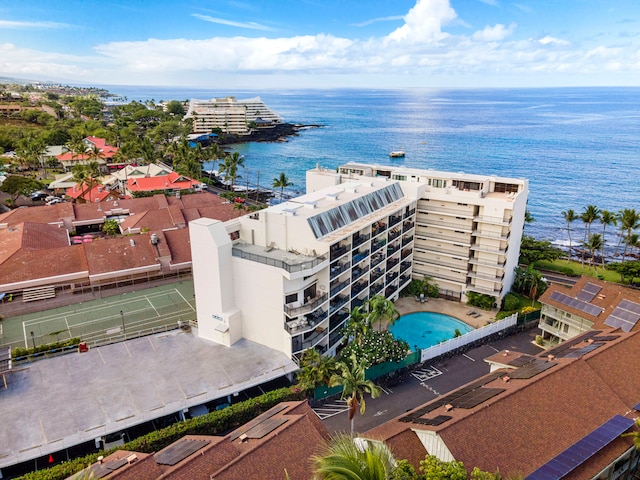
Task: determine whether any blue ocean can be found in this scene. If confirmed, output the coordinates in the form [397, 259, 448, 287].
[104, 86, 640, 244]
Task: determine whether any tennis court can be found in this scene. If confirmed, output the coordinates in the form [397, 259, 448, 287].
[1, 281, 196, 350]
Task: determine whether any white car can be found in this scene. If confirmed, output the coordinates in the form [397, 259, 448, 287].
[46, 198, 64, 205]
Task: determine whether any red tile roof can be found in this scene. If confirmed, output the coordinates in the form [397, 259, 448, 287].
[126, 172, 202, 192]
[56, 137, 118, 161]
[66, 183, 116, 203]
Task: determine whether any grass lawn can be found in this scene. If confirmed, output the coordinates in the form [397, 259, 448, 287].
[534, 259, 620, 282]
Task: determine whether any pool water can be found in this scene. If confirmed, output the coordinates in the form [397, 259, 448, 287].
[389, 312, 474, 350]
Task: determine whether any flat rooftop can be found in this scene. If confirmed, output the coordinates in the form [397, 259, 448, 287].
[0, 330, 297, 469]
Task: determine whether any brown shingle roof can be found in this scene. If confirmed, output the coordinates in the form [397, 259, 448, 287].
[84, 236, 159, 276]
[104, 401, 329, 480]
[366, 331, 640, 478]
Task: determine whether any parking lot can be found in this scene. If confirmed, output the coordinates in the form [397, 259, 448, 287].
[320, 326, 543, 435]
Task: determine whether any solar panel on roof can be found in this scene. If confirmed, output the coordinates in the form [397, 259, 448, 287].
[549, 291, 603, 316]
[509, 359, 557, 379]
[452, 388, 505, 409]
[576, 283, 602, 302]
[509, 355, 535, 367]
[591, 335, 619, 342]
[155, 439, 210, 466]
[605, 305, 640, 332]
[561, 343, 603, 358]
[619, 299, 640, 314]
[412, 415, 452, 426]
[245, 417, 288, 439]
[229, 403, 288, 441]
[526, 415, 634, 480]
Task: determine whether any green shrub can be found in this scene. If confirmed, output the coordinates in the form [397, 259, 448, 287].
[12, 338, 81, 359]
[535, 335, 544, 346]
[502, 293, 520, 311]
[466, 292, 495, 310]
[15, 386, 304, 480]
[561, 267, 574, 276]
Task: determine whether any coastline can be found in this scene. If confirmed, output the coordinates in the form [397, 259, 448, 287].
[216, 123, 321, 146]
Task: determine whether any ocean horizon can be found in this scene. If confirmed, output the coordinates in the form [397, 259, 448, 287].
[99, 85, 640, 246]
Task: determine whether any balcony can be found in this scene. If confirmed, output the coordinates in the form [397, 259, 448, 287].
[387, 243, 400, 256]
[403, 220, 415, 232]
[285, 309, 328, 335]
[386, 257, 399, 270]
[352, 297, 366, 309]
[352, 249, 370, 265]
[372, 221, 387, 237]
[292, 327, 328, 354]
[370, 281, 384, 296]
[352, 233, 370, 249]
[417, 216, 473, 231]
[467, 271, 504, 282]
[330, 279, 349, 298]
[384, 285, 398, 298]
[466, 283, 502, 297]
[351, 280, 369, 298]
[389, 214, 402, 228]
[402, 235, 414, 247]
[371, 252, 385, 268]
[474, 214, 512, 226]
[330, 244, 350, 261]
[352, 264, 370, 282]
[400, 274, 411, 286]
[232, 245, 327, 274]
[330, 260, 350, 279]
[371, 238, 386, 253]
[386, 271, 399, 284]
[400, 261, 411, 273]
[470, 244, 507, 255]
[329, 328, 345, 348]
[284, 293, 328, 316]
[370, 267, 384, 283]
[415, 231, 472, 245]
[330, 310, 349, 331]
[419, 205, 474, 217]
[401, 248, 412, 260]
[388, 227, 401, 242]
[472, 229, 510, 241]
[403, 208, 416, 219]
[330, 295, 349, 313]
[469, 257, 505, 269]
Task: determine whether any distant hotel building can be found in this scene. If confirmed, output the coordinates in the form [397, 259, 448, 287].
[190, 163, 528, 360]
[184, 96, 283, 135]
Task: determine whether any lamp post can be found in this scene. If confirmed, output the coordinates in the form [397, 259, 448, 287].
[120, 310, 125, 333]
[30, 331, 36, 351]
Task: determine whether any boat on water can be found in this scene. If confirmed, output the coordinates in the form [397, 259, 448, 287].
[389, 150, 405, 158]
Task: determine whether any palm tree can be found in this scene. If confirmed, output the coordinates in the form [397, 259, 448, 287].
[617, 209, 640, 262]
[296, 348, 337, 393]
[330, 354, 381, 434]
[626, 233, 640, 259]
[272, 172, 293, 203]
[580, 205, 600, 244]
[561, 209, 578, 262]
[584, 233, 603, 271]
[345, 306, 370, 344]
[219, 151, 244, 192]
[312, 434, 396, 480]
[365, 295, 399, 331]
[524, 210, 535, 224]
[598, 210, 616, 267]
[622, 418, 640, 451]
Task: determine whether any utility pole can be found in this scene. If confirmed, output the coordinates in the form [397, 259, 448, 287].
[30, 331, 36, 351]
[120, 310, 125, 333]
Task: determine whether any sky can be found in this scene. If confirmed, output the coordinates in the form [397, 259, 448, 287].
[1, 0, 639, 89]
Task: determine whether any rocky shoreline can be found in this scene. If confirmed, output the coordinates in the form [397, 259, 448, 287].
[218, 123, 321, 145]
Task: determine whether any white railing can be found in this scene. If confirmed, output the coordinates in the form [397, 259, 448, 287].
[420, 313, 518, 363]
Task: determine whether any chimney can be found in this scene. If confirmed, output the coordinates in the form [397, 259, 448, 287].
[444, 404, 453, 412]
[130, 239, 135, 247]
[547, 354, 555, 361]
[502, 375, 510, 383]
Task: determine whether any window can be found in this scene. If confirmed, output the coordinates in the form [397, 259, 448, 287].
[285, 293, 297, 304]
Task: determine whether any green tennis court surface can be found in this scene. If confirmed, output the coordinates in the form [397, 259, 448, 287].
[0, 281, 196, 350]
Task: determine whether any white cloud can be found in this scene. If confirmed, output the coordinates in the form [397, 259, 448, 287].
[192, 14, 274, 31]
[0, 19, 71, 29]
[2, 0, 639, 87]
[478, 0, 498, 6]
[351, 16, 404, 27]
[386, 0, 457, 43]
[538, 35, 570, 46]
[472, 23, 516, 41]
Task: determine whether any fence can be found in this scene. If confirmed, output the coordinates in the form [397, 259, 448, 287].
[313, 350, 421, 400]
[420, 312, 518, 363]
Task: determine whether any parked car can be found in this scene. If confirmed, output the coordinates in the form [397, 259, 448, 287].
[46, 198, 64, 205]
[29, 191, 48, 201]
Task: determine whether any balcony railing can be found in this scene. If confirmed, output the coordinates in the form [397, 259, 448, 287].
[386, 258, 399, 270]
[470, 244, 507, 254]
[232, 247, 327, 273]
[403, 221, 415, 231]
[284, 293, 328, 316]
[352, 264, 370, 282]
[330, 279, 349, 298]
[351, 281, 369, 298]
[474, 214, 512, 225]
[372, 221, 387, 237]
[403, 208, 416, 219]
[388, 228, 401, 242]
[352, 250, 370, 265]
[371, 253, 385, 268]
[400, 274, 411, 286]
[402, 235, 414, 247]
[472, 229, 510, 241]
[292, 328, 328, 354]
[352, 233, 370, 249]
[370, 281, 384, 296]
[330, 310, 349, 331]
[414, 231, 471, 244]
[389, 214, 402, 227]
[330, 295, 349, 313]
[370, 268, 384, 283]
[285, 310, 328, 335]
[386, 271, 399, 283]
[469, 257, 505, 268]
[400, 261, 411, 273]
[330, 260, 350, 279]
[416, 217, 473, 231]
[401, 248, 412, 260]
[371, 238, 386, 253]
[467, 271, 503, 282]
[330, 245, 350, 261]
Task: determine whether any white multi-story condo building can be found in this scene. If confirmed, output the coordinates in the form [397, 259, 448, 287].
[190, 163, 528, 360]
[184, 96, 283, 135]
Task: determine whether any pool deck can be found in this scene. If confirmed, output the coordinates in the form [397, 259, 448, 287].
[390, 296, 497, 330]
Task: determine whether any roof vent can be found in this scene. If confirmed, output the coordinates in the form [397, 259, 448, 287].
[547, 354, 555, 362]
[239, 433, 248, 443]
[130, 239, 135, 247]
[444, 404, 453, 412]
[151, 233, 159, 245]
[502, 375, 510, 383]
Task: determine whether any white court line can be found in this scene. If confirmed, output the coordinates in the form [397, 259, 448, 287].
[174, 289, 196, 312]
[65, 316, 71, 337]
[463, 353, 475, 362]
[146, 296, 160, 317]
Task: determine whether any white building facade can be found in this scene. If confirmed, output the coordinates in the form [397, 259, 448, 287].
[190, 163, 528, 360]
[184, 96, 283, 135]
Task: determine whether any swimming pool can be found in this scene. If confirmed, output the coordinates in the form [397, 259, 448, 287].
[389, 312, 474, 350]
